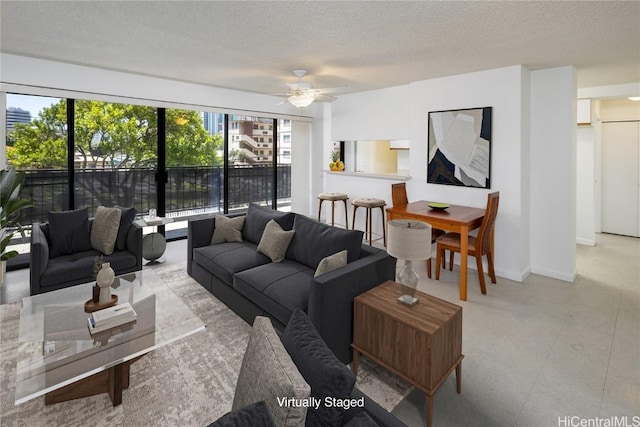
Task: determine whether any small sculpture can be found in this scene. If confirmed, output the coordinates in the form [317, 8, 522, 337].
[96, 262, 115, 305]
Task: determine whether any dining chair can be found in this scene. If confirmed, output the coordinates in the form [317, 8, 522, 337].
[390, 182, 445, 278]
[434, 191, 500, 294]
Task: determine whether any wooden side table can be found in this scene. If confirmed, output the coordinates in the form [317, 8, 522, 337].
[352, 280, 463, 427]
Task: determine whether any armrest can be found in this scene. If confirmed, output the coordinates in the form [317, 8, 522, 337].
[126, 221, 143, 270]
[187, 216, 216, 275]
[30, 223, 50, 296]
[307, 247, 396, 363]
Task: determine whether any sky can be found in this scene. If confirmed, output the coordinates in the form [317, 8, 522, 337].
[7, 94, 60, 119]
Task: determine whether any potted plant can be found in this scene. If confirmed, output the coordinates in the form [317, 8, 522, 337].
[1, 167, 33, 284]
[329, 149, 344, 171]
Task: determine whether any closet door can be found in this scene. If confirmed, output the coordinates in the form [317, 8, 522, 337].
[601, 121, 640, 237]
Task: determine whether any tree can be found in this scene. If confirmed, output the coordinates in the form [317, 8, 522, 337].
[7, 100, 223, 169]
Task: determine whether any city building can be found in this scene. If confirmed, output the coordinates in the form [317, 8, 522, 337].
[5, 107, 31, 133]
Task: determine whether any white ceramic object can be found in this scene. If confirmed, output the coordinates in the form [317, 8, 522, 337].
[96, 262, 115, 304]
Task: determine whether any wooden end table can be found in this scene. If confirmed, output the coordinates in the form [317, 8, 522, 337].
[352, 280, 463, 427]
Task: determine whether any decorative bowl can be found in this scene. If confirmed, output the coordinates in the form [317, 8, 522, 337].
[427, 202, 450, 210]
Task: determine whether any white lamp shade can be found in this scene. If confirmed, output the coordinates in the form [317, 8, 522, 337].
[386, 220, 432, 260]
[288, 93, 315, 108]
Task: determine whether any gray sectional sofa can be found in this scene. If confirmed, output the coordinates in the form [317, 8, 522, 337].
[187, 203, 396, 364]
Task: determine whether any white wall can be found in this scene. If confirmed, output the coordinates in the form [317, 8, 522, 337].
[0, 54, 307, 118]
[530, 66, 577, 282]
[332, 85, 410, 140]
[576, 125, 596, 245]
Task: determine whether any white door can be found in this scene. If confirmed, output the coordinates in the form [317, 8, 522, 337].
[601, 121, 640, 237]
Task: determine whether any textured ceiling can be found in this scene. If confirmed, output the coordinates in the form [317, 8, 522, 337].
[1, 1, 639, 96]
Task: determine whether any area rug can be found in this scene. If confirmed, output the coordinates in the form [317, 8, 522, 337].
[1, 263, 411, 427]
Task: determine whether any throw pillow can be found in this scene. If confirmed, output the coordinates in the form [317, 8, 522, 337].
[115, 206, 137, 251]
[211, 215, 245, 244]
[48, 208, 92, 258]
[232, 316, 310, 427]
[314, 250, 348, 277]
[91, 206, 122, 255]
[242, 203, 294, 244]
[208, 401, 275, 427]
[257, 219, 295, 262]
[282, 309, 357, 427]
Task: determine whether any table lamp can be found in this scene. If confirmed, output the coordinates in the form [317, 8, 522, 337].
[386, 220, 432, 305]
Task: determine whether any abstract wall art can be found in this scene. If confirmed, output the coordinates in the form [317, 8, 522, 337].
[427, 107, 492, 188]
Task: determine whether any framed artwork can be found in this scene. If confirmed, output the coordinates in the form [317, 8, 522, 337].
[427, 107, 492, 188]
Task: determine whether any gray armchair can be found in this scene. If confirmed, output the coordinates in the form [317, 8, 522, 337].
[30, 218, 142, 295]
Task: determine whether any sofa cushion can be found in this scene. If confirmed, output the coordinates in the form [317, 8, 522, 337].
[48, 208, 92, 258]
[314, 250, 348, 277]
[242, 203, 294, 244]
[193, 241, 271, 286]
[232, 316, 310, 427]
[90, 206, 122, 255]
[286, 214, 363, 269]
[257, 219, 295, 262]
[211, 215, 245, 244]
[282, 309, 357, 427]
[343, 412, 380, 427]
[209, 401, 275, 427]
[115, 207, 137, 251]
[233, 261, 314, 326]
[40, 249, 138, 288]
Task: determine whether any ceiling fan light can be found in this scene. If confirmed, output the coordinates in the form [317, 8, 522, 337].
[288, 93, 315, 108]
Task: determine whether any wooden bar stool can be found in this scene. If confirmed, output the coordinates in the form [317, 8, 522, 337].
[317, 192, 349, 228]
[352, 197, 386, 246]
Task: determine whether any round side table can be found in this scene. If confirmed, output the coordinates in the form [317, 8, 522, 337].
[136, 217, 174, 265]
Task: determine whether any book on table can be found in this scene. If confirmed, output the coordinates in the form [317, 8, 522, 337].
[143, 217, 163, 226]
[88, 302, 137, 334]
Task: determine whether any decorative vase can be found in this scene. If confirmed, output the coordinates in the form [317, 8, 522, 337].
[96, 262, 115, 304]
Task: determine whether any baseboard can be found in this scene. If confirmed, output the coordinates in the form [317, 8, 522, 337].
[576, 238, 596, 246]
[530, 265, 577, 283]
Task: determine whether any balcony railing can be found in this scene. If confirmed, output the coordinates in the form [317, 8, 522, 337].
[16, 165, 292, 226]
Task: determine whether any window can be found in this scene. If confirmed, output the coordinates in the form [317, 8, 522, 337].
[73, 100, 158, 217]
[4, 94, 293, 252]
[4, 94, 67, 257]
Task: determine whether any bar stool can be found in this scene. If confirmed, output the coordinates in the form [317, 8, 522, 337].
[352, 197, 386, 246]
[317, 192, 349, 229]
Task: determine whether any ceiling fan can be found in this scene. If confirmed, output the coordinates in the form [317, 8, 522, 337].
[278, 70, 347, 108]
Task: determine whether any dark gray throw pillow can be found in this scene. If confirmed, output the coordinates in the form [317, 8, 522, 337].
[115, 206, 137, 251]
[48, 208, 92, 258]
[287, 214, 363, 269]
[282, 309, 357, 427]
[208, 401, 276, 427]
[242, 203, 294, 244]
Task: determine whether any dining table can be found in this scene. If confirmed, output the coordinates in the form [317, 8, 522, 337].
[386, 200, 487, 301]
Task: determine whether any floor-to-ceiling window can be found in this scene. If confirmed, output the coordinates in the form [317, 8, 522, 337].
[4, 94, 67, 257]
[227, 115, 277, 211]
[165, 108, 224, 234]
[73, 100, 158, 217]
[4, 93, 293, 261]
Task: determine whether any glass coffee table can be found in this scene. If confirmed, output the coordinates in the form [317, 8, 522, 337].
[15, 269, 205, 406]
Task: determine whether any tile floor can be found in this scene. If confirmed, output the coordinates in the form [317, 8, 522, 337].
[2, 233, 638, 427]
[392, 233, 639, 426]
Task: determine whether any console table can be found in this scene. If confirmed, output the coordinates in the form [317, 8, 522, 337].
[352, 280, 463, 427]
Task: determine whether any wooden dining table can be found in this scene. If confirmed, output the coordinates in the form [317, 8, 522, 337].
[386, 201, 486, 301]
